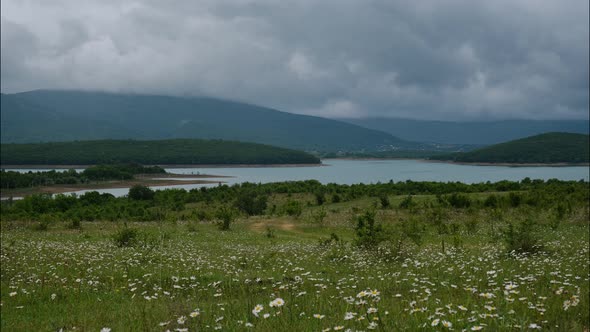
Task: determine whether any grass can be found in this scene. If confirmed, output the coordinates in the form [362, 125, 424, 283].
[1, 192, 589, 331]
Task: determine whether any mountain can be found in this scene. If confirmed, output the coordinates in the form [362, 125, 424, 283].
[0, 139, 321, 165]
[431, 132, 589, 164]
[1, 90, 412, 152]
[340, 117, 590, 145]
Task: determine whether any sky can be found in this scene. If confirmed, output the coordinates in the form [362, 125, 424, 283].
[1, 0, 588, 121]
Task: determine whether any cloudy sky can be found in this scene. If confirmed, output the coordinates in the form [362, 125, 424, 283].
[1, 0, 588, 120]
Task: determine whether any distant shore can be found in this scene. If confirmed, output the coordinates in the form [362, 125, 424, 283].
[1, 163, 324, 169]
[0, 173, 228, 198]
[423, 160, 590, 167]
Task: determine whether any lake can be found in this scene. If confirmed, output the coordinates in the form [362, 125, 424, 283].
[7, 159, 589, 197]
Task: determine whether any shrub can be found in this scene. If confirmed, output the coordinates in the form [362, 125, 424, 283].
[331, 194, 341, 203]
[399, 195, 415, 209]
[508, 192, 522, 207]
[234, 192, 267, 216]
[265, 227, 275, 238]
[283, 200, 303, 218]
[484, 195, 499, 208]
[113, 228, 139, 247]
[314, 191, 326, 206]
[215, 207, 236, 231]
[379, 194, 390, 209]
[69, 219, 82, 230]
[311, 208, 327, 226]
[128, 185, 155, 201]
[447, 193, 471, 208]
[355, 210, 385, 248]
[503, 218, 542, 253]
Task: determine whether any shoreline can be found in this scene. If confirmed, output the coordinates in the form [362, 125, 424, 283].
[422, 159, 590, 167]
[0, 174, 227, 198]
[1, 163, 324, 169]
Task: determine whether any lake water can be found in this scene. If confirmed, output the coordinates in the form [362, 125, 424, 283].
[6, 159, 589, 197]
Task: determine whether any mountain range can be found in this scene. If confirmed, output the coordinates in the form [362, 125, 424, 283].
[2, 90, 588, 151]
[1, 90, 412, 152]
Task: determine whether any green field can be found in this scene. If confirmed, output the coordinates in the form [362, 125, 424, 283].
[1, 181, 589, 331]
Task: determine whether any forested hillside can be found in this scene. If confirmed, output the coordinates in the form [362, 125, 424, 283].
[1, 90, 411, 152]
[0, 139, 321, 165]
[431, 133, 589, 164]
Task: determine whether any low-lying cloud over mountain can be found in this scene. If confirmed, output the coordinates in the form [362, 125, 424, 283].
[1, 0, 588, 121]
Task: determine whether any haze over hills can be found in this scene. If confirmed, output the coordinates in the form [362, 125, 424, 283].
[341, 117, 590, 145]
[431, 132, 590, 164]
[1, 90, 418, 153]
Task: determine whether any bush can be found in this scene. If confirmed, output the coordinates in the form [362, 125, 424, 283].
[399, 195, 415, 209]
[331, 194, 341, 203]
[447, 193, 471, 208]
[355, 210, 385, 248]
[314, 191, 326, 206]
[508, 192, 522, 207]
[484, 195, 499, 208]
[113, 228, 139, 247]
[283, 200, 303, 218]
[311, 208, 327, 226]
[379, 194, 390, 209]
[503, 218, 542, 253]
[128, 185, 155, 201]
[216, 207, 236, 231]
[69, 219, 82, 230]
[234, 192, 267, 216]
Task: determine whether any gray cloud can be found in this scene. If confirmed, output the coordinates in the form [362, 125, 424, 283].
[1, 0, 588, 120]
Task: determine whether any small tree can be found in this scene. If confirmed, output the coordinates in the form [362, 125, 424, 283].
[503, 218, 541, 253]
[314, 191, 326, 206]
[379, 194, 391, 209]
[216, 206, 236, 231]
[311, 208, 327, 226]
[128, 185, 155, 200]
[283, 200, 303, 218]
[355, 210, 385, 248]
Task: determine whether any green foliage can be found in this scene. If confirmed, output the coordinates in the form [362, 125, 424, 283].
[379, 194, 390, 209]
[1, 139, 321, 165]
[331, 194, 341, 203]
[283, 200, 303, 218]
[215, 207, 236, 231]
[433, 132, 590, 164]
[484, 194, 499, 208]
[310, 208, 327, 226]
[265, 227, 275, 238]
[113, 227, 139, 247]
[399, 195, 415, 209]
[128, 185, 155, 201]
[0, 164, 165, 189]
[446, 193, 471, 208]
[355, 210, 385, 248]
[234, 192, 267, 216]
[503, 218, 542, 253]
[465, 218, 479, 235]
[314, 191, 326, 206]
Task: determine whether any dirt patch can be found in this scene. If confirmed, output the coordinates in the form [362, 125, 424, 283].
[250, 220, 297, 233]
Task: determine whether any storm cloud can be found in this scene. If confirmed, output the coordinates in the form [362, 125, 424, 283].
[1, 0, 588, 120]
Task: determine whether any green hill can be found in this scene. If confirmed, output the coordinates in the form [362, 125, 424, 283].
[0, 139, 321, 165]
[1, 90, 413, 152]
[431, 132, 589, 164]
